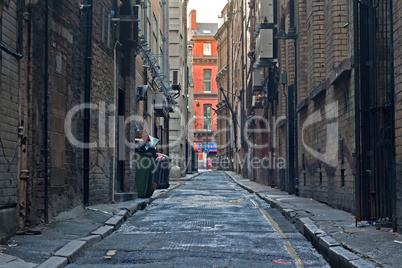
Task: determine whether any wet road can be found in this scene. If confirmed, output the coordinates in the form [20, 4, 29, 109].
[68, 172, 329, 267]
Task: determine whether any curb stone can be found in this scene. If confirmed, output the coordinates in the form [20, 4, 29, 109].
[78, 235, 102, 247]
[295, 217, 314, 234]
[0, 260, 37, 268]
[53, 240, 87, 263]
[105, 215, 125, 230]
[91, 225, 114, 239]
[36, 256, 68, 268]
[225, 172, 379, 268]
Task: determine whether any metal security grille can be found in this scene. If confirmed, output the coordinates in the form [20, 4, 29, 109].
[357, 0, 395, 225]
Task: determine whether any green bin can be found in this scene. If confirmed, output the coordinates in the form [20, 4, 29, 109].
[135, 152, 155, 198]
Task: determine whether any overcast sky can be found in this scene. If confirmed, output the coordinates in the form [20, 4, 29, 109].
[187, 0, 228, 23]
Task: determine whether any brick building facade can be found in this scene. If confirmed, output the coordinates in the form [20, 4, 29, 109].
[0, 0, 172, 243]
[0, 0, 25, 243]
[189, 10, 218, 169]
[216, 0, 401, 231]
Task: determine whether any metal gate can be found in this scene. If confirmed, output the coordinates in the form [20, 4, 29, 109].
[357, 0, 395, 225]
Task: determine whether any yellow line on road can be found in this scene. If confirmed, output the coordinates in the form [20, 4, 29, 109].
[165, 194, 175, 201]
[222, 172, 230, 183]
[283, 241, 304, 268]
[244, 195, 287, 239]
[260, 208, 287, 239]
[246, 195, 259, 208]
[236, 176, 304, 267]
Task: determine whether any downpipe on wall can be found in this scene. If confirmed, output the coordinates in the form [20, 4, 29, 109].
[82, 1, 93, 205]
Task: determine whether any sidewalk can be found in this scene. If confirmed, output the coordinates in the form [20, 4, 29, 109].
[225, 171, 401, 268]
[0, 173, 198, 268]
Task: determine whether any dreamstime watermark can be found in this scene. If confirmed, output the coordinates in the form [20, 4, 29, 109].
[64, 100, 340, 168]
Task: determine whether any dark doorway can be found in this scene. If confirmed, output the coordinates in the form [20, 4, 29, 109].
[357, 0, 395, 226]
[117, 89, 125, 192]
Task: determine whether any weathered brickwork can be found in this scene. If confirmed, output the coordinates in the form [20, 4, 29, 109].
[296, 0, 354, 212]
[324, 0, 348, 72]
[89, 43, 115, 204]
[299, 76, 355, 213]
[0, 0, 22, 243]
[275, 0, 356, 213]
[296, 0, 308, 101]
[28, 0, 86, 223]
[306, 0, 326, 90]
[215, 7, 232, 170]
[1, 0, 170, 240]
[27, 0, 120, 221]
[394, 0, 402, 231]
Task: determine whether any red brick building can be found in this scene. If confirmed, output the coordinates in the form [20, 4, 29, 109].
[188, 10, 218, 169]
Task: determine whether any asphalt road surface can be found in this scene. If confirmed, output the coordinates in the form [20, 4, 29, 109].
[68, 172, 329, 267]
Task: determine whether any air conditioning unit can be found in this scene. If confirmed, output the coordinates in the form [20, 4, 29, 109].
[154, 92, 168, 117]
[257, 0, 274, 25]
[252, 69, 264, 90]
[256, 28, 273, 59]
[136, 85, 148, 102]
[252, 95, 264, 108]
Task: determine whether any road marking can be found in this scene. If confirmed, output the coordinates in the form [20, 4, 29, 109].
[222, 172, 231, 183]
[244, 195, 287, 238]
[260, 208, 287, 239]
[166, 194, 175, 201]
[245, 195, 303, 266]
[283, 241, 304, 268]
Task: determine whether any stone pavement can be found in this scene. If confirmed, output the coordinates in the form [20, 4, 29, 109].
[0, 174, 197, 268]
[225, 171, 402, 268]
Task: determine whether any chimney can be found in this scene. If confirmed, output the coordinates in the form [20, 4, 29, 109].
[190, 9, 197, 31]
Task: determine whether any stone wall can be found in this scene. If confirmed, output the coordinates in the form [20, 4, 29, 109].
[27, 0, 86, 222]
[27, 0, 117, 222]
[89, 43, 115, 204]
[0, 0, 22, 243]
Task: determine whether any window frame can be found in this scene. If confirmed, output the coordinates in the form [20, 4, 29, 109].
[203, 104, 212, 130]
[203, 69, 212, 93]
[203, 43, 212, 56]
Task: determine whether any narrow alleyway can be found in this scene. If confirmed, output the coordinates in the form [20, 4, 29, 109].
[67, 172, 328, 267]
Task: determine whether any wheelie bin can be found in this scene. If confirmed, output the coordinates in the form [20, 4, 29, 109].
[135, 152, 155, 198]
[153, 156, 170, 189]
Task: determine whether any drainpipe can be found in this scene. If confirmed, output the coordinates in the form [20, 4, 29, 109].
[44, 0, 49, 223]
[82, 1, 93, 205]
[17, 0, 27, 228]
[144, 0, 148, 44]
[241, 0, 245, 174]
[289, 0, 298, 195]
[226, 3, 230, 170]
[353, 0, 361, 225]
[184, 0, 189, 171]
[112, 40, 122, 203]
[163, 1, 169, 79]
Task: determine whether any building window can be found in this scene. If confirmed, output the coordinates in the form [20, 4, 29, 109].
[203, 43, 211, 56]
[147, 1, 152, 49]
[203, 69, 212, 92]
[204, 104, 212, 130]
[153, 14, 158, 54]
[138, 5, 143, 34]
[173, 70, 178, 85]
